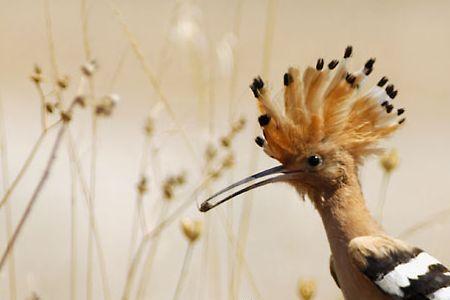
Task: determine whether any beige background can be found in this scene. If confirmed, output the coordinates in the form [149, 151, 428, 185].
[1, 0, 450, 299]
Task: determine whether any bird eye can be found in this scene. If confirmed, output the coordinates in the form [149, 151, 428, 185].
[307, 155, 323, 167]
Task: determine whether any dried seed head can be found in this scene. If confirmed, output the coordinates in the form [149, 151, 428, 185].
[222, 153, 234, 169]
[144, 117, 154, 137]
[57, 75, 69, 90]
[232, 117, 246, 133]
[30, 65, 43, 84]
[298, 279, 316, 300]
[220, 137, 231, 148]
[81, 59, 98, 77]
[380, 149, 399, 173]
[34, 65, 42, 75]
[45, 103, 55, 113]
[137, 176, 148, 196]
[180, 218, 203, 243]
[162, 172, 187, 200]
[95, 94, 120, 117]
[60, 111, 72, 123]
[74, 95, 86, 108]
[205, 144, 217, 162]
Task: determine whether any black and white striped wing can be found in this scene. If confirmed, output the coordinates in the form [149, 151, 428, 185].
[349, 235, 450, 300]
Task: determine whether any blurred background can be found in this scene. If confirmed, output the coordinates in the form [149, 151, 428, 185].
[0, 0, 450, 299]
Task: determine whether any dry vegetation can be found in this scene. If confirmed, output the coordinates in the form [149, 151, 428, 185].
[0, 0, 449, 299]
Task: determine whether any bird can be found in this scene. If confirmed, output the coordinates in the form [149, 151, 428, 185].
[199, 46, 450, 300]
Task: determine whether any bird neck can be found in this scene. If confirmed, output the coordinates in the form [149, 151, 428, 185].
[311, 169, 384, 251]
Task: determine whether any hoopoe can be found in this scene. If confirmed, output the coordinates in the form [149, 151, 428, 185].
[199, 47, 450, 300]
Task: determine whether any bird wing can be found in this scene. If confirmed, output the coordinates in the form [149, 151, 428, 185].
[348, 235, 450, 300]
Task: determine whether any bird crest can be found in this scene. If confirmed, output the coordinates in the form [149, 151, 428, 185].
[252, 46, 405, 166]
[199, 46, 406, 212]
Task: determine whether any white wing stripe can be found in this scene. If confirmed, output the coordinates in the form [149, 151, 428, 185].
[375, 252, 443, 297]
[375, 271, 406, 297]
[395, 252, 441, 280]
[428, 286, 450, 300]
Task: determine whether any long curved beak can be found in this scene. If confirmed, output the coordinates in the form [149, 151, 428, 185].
[199, 165, 301, 212]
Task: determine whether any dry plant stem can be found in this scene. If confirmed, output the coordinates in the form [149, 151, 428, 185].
[217, 209, 263, 300]
[127, 136, 151, 265]
[34, 82, 48, 131]
[108, 47, 128, 93]
[228, 0, 245, 121]
[0, 120, 60, 211]
[106, 0, 199, 163]
[172, 242, 194, 300]
[375, 172, 391, 223]
[122, 176, 212, 300]
[0, 97, 17, 300]
[135, 202, 169, 299]
[398, 206, 450, 239]
[44, 0, 62, 103]
[234, 1, 277, 297]
[86, 114, 97, 300]
[68, 132, 112, 300]
[0, 102, 77, 271]
[80, 0, 99, 297]
[69, 144, 78, 300]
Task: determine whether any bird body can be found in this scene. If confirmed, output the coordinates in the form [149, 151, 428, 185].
[200, 46, 450, 299]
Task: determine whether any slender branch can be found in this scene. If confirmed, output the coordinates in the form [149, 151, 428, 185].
[135, 202, 169, 299]
[0, 94, 17, 300]
[234, 1, 277, 297]
[68, 141, 78, 300]
[33, 82, 48, 131]
[0, 102, 77, 271]
[0, 120, 60, 211]
[122, 176, 211, 300]
[105, 0, 199, 163]
[398, 206, 450, 239]
[375, 172, 391, 223]
[172, 243, 194, 300]
[67, 132, 112, 300]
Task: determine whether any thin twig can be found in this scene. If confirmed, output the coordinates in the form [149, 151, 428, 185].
[0, 120, 60, 211]
[69, 142, 78, 300]
[33, 82, 48, 131]
[0, 94, 17, 300]
[67, 132, 112, 300]
[0, 102, 78, 271]
[172, 242, 194, 300]
[398, 206, 450, 239]
[122, 176, 211, 300]
[44, 0, 62, 103]
[234, 0, 277, 297]
[375, 172, 391, 223]
[135, 202, 169, 299]
[105, 0, 199, 163]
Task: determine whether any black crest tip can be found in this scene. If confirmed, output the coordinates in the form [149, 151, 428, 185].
[364, 58, 376, 70]
[345, 73, 356, 85]
[386, 104, 394, 113]
[377, 76, 388, 87]
[328, 60, 339, 70]
[255, 136, 265, 147]
[258, 114, 271, 126]
[316, 58, 324, 70]
[283, 72, 293, 86]
[250, 76, 264, 98]
[344, 46, 353, 59]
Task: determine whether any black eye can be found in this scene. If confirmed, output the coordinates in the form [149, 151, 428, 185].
[307, 155, 322, 167]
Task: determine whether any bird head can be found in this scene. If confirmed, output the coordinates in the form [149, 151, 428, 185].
[200, 46, 406, 212]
